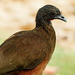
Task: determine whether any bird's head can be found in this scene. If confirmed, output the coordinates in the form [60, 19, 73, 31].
[36, 5, 67, 27]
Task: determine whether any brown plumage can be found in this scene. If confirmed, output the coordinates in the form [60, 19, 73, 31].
[0, 5, 66, 75]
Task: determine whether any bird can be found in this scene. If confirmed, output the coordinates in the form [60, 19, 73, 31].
[0, 5, 67, 75]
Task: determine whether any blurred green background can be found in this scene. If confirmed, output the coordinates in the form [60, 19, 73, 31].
[0, 0, 75, 75]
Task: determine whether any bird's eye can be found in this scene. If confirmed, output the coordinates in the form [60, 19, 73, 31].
[51, 12, 56, 15]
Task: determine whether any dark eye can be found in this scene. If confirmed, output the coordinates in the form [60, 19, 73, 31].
[51, 12, 56, 15]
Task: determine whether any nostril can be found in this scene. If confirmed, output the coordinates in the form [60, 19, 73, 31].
[62, 16, 64, 18]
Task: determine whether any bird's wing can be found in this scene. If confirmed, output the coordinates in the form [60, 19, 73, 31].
[0, 31, 48, 74]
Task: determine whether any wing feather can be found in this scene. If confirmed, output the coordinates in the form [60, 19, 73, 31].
[0, 30, 48, 74]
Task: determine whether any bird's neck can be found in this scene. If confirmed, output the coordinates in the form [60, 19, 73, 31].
[36, 19, 51, 27]
[36, 19, 55, 34]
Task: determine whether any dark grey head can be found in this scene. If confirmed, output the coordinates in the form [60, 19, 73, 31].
[36, 5, 67, 27]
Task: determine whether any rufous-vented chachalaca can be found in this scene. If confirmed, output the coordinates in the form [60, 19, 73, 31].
[0, 5, 67, 75]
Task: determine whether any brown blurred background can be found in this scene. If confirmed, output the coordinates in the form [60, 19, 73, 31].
[0, 0, 75, 75]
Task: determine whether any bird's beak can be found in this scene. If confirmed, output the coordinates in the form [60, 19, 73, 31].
[55, 14, 67, 22]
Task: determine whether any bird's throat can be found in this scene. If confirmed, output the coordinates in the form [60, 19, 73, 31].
[36, 19, 55, 36]
[36, 19, 52, 28]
